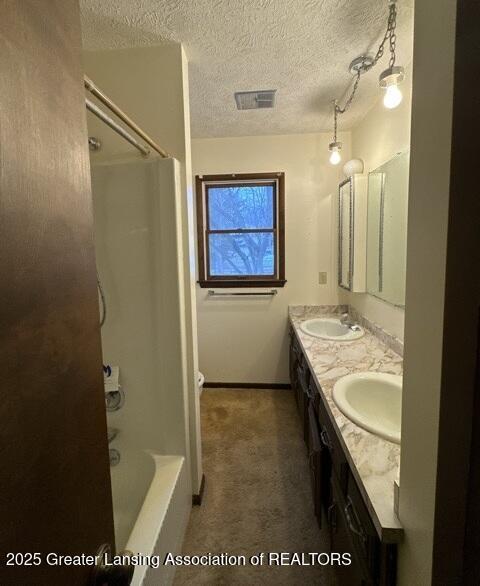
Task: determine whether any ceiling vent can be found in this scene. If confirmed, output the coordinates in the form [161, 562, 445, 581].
[234, 90, 276, 110]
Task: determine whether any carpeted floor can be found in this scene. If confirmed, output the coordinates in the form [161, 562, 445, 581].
[174, 389, 336, 585]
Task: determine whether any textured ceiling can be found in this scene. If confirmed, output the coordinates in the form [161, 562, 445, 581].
[80, 0, 414, 138]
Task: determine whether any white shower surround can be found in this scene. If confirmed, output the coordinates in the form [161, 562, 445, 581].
[92, 157, 191, 585]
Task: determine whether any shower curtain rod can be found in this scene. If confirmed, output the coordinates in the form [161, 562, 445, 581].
[84, 75, 170, 158]
[85, 98, 151, 156]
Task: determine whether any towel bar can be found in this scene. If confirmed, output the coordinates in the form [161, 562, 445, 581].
[207, 289, 277, 297]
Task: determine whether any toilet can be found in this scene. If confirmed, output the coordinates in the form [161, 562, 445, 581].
[198, 372, 205, 396]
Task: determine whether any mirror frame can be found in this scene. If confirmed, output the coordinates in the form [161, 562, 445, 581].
[366, 149, 410, 308]
[338, 177, 353, 291]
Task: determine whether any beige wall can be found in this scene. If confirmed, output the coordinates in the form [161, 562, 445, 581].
[339, 65, 413, 341]
[83, 44, 203, 493]
[397, 1, 457, 583]
[192, 132, 350, 384]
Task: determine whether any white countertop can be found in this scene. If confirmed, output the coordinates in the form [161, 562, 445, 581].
[289, 306, 403, 543]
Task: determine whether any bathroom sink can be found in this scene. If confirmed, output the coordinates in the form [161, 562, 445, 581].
[300, 317, 364, 341]
[333, 372, 402, 444]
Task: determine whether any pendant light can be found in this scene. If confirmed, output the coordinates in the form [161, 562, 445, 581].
[379, 1, 404, 110]
[328, 0, 404, 164]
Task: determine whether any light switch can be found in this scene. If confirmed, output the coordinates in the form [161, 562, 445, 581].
[318, 272, 327, 285]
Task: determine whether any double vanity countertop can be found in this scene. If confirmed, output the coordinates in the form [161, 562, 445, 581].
[289, 305, 403, 542]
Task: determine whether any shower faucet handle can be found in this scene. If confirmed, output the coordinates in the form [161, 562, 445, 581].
[91, 544, 134, 585]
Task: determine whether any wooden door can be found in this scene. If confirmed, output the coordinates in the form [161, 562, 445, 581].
[428, 1, 480, 583]
[0, 1, 115, 584]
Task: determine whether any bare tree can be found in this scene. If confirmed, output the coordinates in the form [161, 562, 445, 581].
[209, 185, 274, 275]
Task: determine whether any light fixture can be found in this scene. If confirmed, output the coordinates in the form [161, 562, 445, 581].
[327, 0, 404, 163]
[380, 66, 405, 109]
[329, 142, 342, 165]
[343, 158, 364, 177]
[378, 0, 404, 109]
[328, 99, 343, 165]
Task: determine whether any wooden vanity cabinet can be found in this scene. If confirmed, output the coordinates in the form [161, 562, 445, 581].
[289, 328, 398, 586]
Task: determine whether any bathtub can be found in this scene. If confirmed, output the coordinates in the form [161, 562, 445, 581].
[111, 452, 190, 586]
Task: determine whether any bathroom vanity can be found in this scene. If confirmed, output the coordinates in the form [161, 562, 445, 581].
[289, 306, 403, 586]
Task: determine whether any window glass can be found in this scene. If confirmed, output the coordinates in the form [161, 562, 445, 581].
[208, 185, 274, 230]
[209, 232, 274, 276]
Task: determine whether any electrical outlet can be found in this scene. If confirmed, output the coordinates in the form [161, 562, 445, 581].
[318, 272, 327, 285]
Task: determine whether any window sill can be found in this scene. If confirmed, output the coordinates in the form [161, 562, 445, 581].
[198, 279, 287, 289]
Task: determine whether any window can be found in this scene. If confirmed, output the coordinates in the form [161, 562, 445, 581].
[196, 172, 286, 288]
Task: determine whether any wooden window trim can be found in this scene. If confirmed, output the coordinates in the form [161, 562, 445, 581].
[196, 172, 286, 288]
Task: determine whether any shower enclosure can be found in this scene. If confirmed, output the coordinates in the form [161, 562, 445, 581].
[91, 157, 191, 586]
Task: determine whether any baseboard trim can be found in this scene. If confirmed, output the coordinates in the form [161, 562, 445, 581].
[203, 382, 291, 390]
[192, 474, 206, 506]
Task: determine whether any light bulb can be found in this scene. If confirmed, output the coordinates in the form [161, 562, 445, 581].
[383, 83, 403, 109]
[329, 149, 342, 165]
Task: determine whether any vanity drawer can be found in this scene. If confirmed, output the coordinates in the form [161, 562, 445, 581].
[316, 389, 348, 492]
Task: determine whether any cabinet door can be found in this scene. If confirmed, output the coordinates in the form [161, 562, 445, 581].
[290, 333, 304, 413]
[289, 329, 298, 391]
[307, 402, 323, 526]
[288, 330, 298, 407]
[329, 476, 372, 586]
[317, 392, 349, 492]
[295, 359, 310, 437]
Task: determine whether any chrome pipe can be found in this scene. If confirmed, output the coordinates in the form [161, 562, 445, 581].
[85, 98, 150, 157]
[207, 289, 278, 297]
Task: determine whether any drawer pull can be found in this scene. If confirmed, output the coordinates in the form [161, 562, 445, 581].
[344, 497, 367, 543]
[292, 342, 301, 355]
[320, 428, 333, 450]
[328, 503, 337, 530]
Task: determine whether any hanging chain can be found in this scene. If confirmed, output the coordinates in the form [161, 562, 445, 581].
[333, 101, 338, 142]
[335, 69, 361, 115]
[388, 3, 397, 68]
[371, 3, 397, 68]
[331, 1, 398, 139]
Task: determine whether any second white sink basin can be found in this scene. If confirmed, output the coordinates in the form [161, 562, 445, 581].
[300, 317, 364, 341]
[333, 372, 402, 444]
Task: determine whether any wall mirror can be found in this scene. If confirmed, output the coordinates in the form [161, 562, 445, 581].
[366, 150, 410, 307]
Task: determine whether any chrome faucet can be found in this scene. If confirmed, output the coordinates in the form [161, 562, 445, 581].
[340, 313, 362, 332]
